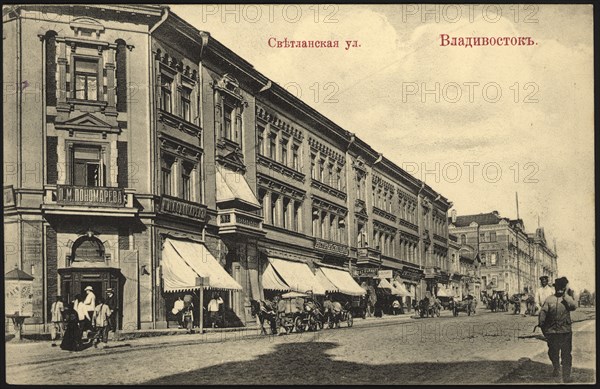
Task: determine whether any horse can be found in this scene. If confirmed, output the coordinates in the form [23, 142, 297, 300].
[250, 299, 277, 335]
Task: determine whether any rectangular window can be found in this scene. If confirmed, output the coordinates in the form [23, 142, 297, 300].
[293, 201, 301, 232]
[327, 164, 334, 187]
[74, 59, 98, 101]
[282, 197, 290, 230]
[281, 138, 289, 166]
[257, 126, 265, 155]
[480, 233, 485, 242]
[269, 133, 277, 160]
[329, 214, 336, 242]
[312, 207, 319, 237]
[161, 154, 174, 196]
[72, 145, 103, 186]
[311, 154, 317, 179]
[321, 211, 327, 239]
[160, 75, 173, 113]
[270, 194, 279, 226]
[490, 253, 497, 265]
[319, 159, 325, 182]
[292, 144, 300, 171]
[224, 104, 233, 140]
[181, 87, 191, 122]
[490, 231, 497, 242]
[258, 188, 267, 218]
[335, 167, 342, 190]
[181, 162, 193, 201]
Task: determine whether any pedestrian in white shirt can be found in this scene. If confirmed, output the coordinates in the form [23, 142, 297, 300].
[207, 293, 224, 328]
[535, 275, 554, 315]
[50, 295, 64, 346]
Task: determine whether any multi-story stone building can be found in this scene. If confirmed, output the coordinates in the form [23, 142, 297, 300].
[448, 234, 481, 299]
[3, 4, 452, 333]
[448, 210, 557, 296]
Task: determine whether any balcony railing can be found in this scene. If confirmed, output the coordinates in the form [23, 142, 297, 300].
[357, 246, 382, 265]
[217, 208, 264, 235]
[42, 185, 137, 216]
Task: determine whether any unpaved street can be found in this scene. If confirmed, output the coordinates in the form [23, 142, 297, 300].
[5, 308, 595, 385]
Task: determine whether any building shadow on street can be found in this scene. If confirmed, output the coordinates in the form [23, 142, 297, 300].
[142, 341, 595, 385]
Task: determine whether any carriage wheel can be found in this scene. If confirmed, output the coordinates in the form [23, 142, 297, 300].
[347, 313, 353, 327]
[294, 317, 304, 333]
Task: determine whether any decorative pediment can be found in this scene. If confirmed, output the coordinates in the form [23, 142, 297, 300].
[70, 17, 105, 38]
[469, 221, 479, 227]
[55, 113, 120, 137]
[214, 73, 244, 103]
[218, 149, 245, 172]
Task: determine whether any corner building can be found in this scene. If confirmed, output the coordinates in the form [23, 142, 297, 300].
[3, 5, 453, 333]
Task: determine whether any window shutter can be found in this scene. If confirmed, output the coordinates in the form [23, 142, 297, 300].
[117, 141, 128, 188]
[46, 136, 58, 184]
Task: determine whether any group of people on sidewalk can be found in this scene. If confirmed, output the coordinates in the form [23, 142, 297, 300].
[50, 286, 118, 351]
[172, 293, 224, 333]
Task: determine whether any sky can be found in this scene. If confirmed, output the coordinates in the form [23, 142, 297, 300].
[169, 4, 595, 292]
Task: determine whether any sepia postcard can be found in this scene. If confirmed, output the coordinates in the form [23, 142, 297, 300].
[3, 3, 595, 385]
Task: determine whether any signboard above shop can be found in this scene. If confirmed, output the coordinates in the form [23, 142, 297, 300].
[377, 270, 393, 279]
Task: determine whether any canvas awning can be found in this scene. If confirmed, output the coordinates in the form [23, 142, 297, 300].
[261, 263, 291, 292]
[315, 269, 339, 294]
[392, 280, 411, 297]
[161, 238, 242, 292]
[377, 278, 395, 294]
[318, 267, 366, 296]
[216, 165, 261, 208]
[438, 289, 454, 297]
[265, 258, 326, 295]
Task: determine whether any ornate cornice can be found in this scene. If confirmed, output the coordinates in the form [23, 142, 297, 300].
[256, 105, 303, 142]
[308, 137, 345, 165]
[257, 173, 306, 201]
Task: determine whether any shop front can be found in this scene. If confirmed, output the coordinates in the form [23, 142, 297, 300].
[397, 266, 424, 308]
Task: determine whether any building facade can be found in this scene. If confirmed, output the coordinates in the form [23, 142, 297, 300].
[3, 4, 453, 333]
[448, 211, 558, 297]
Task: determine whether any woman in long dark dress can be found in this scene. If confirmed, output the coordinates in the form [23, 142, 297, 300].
[60, 303, 81, 351]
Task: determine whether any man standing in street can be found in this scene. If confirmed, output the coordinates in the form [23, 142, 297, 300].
[539, 276, 577, 383]
[82, 286, 96, 330]
[535, 276, 554, 315]
[105, 288, 117, 335]
[50, 296, 64, 346]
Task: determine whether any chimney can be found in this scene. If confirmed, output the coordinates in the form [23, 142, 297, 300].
[451, 209, 457, 223]
[492, 210, 499, 216]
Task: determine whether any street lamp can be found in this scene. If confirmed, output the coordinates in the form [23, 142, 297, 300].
[5, 266, 35, 341]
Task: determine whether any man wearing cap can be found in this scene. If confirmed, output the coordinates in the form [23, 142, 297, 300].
[538, 276, 577, 383]
[535, 276, 554, 315]
[105, 288, 117, 333]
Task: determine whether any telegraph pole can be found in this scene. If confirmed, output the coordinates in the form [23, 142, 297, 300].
[516, 192, 521, 293]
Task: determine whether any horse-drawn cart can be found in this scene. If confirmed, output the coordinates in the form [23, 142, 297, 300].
[450, 295, 477, 316]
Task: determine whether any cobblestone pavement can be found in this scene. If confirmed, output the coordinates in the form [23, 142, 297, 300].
[5, 308, 595, 385]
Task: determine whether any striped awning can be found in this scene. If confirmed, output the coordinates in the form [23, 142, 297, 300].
[264, 258, 326, 295]
[161, 238, 242, 292]
[318, 267, 366, 296]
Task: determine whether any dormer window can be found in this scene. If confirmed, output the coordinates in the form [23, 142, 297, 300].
[74, 59, 99, 101]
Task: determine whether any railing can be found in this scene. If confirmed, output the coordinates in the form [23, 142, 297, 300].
[217, 208, 264, 232]
[357, 246, 382, 265]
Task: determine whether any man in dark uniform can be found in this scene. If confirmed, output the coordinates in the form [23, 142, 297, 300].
[539, 277, 577, 383]
[105, 288, 117, 333]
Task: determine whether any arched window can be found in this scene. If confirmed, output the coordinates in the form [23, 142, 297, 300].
[72, 236, 105, 262]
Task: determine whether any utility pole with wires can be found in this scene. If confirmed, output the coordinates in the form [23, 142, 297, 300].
[516, 192, 521, 293]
